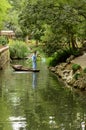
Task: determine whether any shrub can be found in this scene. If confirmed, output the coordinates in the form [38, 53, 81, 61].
[46, 47, 82, 67]
[47, 57, 54, 66]
[9, 40, 29, 59]
[83, 68, 86, 73]
[47, 48, 72, 66]
[73, 73, 81, 80]
[0, 36, 9, 45]
[70, 48, 82, 57]
[72, 64, 81, 72]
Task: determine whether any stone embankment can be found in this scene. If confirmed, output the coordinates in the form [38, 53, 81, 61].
[49, 54, 86, 91]
[0, 46, 10, 69]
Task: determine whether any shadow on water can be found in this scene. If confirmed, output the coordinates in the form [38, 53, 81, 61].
[0, 60, 86, 130]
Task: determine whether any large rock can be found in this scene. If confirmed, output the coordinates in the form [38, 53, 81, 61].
[49, 60, 86, 91]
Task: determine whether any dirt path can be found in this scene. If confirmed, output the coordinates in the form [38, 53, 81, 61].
[71, 53, 86, 69]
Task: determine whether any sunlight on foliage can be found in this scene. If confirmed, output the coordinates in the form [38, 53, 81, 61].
[9, 40, 29, 59]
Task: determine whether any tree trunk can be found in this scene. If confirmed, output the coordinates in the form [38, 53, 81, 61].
[71, 35, 77, 49]
[25, 35, 29, 44]
[35, 40, 38, 46]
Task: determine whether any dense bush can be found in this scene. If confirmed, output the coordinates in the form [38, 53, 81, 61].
[0, 36, 9, 45]
[70, 48, 83, 57]
[9, 40, 29, 59]
[83, 68, 86, 73]
[47, 47, 82, 66]
[72, 64, 81, 72]
[47, 48, 72, 66]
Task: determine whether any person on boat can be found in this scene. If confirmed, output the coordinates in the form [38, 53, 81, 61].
[32, 51, 37, 70]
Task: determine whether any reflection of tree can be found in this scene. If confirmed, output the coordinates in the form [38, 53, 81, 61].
[24, 91, 49, 130]
[0, 98, 12, 130]
[38, 73, 86, 130]
[0, 76, 2, 97]
[1, 60, 86, 130]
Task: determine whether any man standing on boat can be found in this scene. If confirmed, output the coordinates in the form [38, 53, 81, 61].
[32, 51, 37, 70]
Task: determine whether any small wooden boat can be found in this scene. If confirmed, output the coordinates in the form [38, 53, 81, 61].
[11, 64, 40, 72]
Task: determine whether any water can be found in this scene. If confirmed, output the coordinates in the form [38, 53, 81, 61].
[0, 60, 86, 130]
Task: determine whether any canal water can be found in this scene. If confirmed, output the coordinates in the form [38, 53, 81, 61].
[0, 60, 86, 130]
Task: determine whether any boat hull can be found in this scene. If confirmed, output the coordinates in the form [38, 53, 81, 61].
[11, 65, 40, 72]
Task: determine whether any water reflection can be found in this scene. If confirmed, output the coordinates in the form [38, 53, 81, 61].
[81, 121, 85, 130]
[1, 61, 86, 130]
[9, 116, 26, 130]
[32, 73, 37, 89]
[49, 116, 57, 128]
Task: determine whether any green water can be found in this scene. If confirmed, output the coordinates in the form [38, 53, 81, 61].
[0, 60, 86, 130]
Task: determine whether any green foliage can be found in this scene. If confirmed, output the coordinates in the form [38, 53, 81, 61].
[72, 64, 81, 72]
[18, 0, 86, 55]
[43, 42, 60, 56]
[47, 48, 71, 66]
[73, 73, 81, 80]
[41, 24, 54, 43]
[83, 68, 86, 73]
[47, 57, 54, 66]
[0, 0, 11, 29]
[9, 40, 29, 59]
[0, 36, 9, 45]
[70, 49, 82, 57]
[5, 0, 25, 36]
[47, 47, 82, 66]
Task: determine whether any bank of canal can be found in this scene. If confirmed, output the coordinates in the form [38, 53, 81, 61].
[0, 60, 86, 130]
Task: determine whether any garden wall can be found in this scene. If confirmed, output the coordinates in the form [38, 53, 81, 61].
[0, 46, 10, 69]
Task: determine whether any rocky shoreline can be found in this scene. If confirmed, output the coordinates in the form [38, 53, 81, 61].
[49, 55, 86, 91]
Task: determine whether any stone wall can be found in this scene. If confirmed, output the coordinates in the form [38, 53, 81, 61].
[0, 46, 10, 69]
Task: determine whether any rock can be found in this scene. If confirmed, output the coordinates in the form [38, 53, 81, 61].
[72, 76, 86, 90]
[49, 57, 86, 91]
[66, 55, 74, 63]
[50, 67, 56, 72]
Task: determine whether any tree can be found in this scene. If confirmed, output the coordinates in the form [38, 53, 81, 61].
[0, 0, 11, 29]
[4, 0, 25, 38]
[18, 0, 86, 54]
